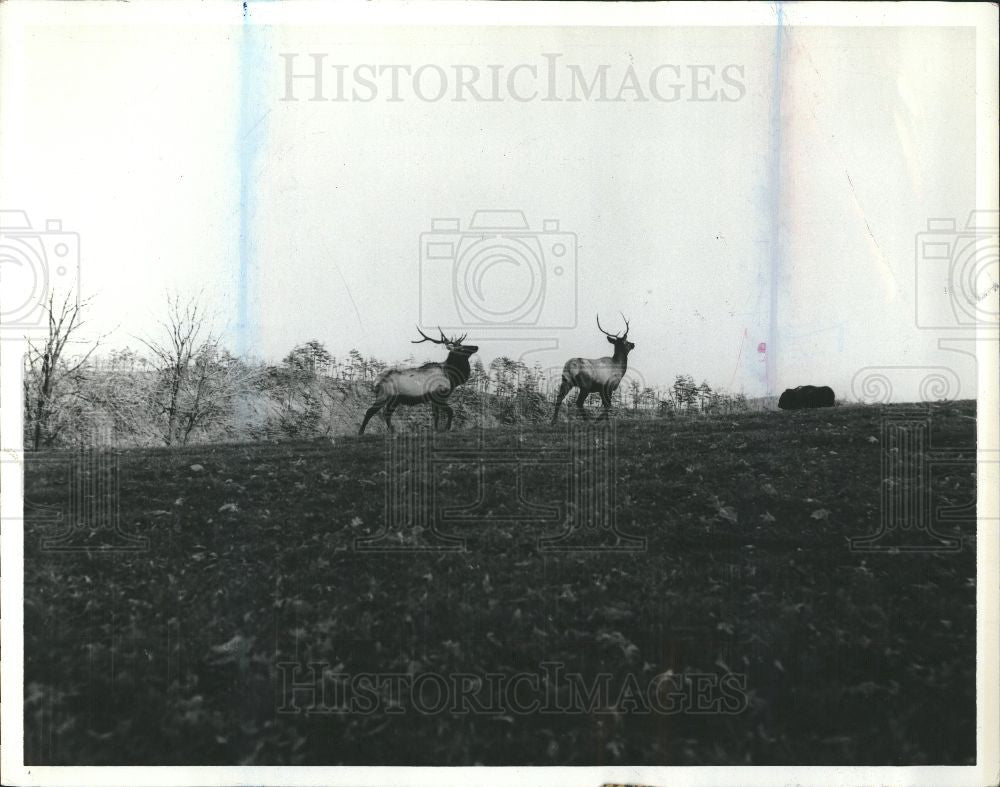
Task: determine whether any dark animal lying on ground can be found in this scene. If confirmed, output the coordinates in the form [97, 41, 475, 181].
[778, 385, 836, 410]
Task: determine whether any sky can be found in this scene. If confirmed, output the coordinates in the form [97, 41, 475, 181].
[1, 5, 992, 402]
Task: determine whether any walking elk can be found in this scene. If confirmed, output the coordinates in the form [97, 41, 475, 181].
[551, 314, 635, 423]
[358, 327, 479, 434]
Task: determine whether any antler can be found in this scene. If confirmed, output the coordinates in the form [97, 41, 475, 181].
[596, 314, 618, 338]
[596, 313, 630, 340]
[412, 325, 450, 345]
[413, 326, 469, 346]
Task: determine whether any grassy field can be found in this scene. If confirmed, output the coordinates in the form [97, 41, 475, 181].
[23, 401, 977, 765]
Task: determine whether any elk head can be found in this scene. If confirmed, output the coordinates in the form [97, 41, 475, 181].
[412, 326, 479, 357]
[597, 313, 635, 357]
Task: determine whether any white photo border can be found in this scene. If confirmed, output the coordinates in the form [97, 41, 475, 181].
[1, 1, 996, 785]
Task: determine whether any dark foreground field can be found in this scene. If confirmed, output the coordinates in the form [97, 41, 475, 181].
[23, 402, 977, 765]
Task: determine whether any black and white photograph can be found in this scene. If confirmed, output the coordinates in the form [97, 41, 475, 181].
[1, 2, 997, 785]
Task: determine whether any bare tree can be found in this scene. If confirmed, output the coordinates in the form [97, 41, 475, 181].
[85, 349, 161, 444]
[697, 380, 714, 412]
[179, 343, 251, 443]
[23, 291, 101, 449]
[266, 340, 335, 437]
[673, 374, 698, 412]
[139, 293, 232, 446]
[628, 378, 642, 411]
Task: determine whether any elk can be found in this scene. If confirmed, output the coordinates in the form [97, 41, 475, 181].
[551, 314, 635, 423]
[358, 327, 479, 434]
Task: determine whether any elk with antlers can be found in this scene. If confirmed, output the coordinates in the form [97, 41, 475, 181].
[358, 327, 479, 434]
[551, 314, 635, 423]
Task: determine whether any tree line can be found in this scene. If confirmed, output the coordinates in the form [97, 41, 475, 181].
[23, 293, 754, 448]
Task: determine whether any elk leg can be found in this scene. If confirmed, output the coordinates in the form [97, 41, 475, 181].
[598, 389, 612, 420]
[551, 378, 573, 424]
[575, 390, 590, 420]
[359, 399, 386, 434]
[382, 399, 398, 433]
